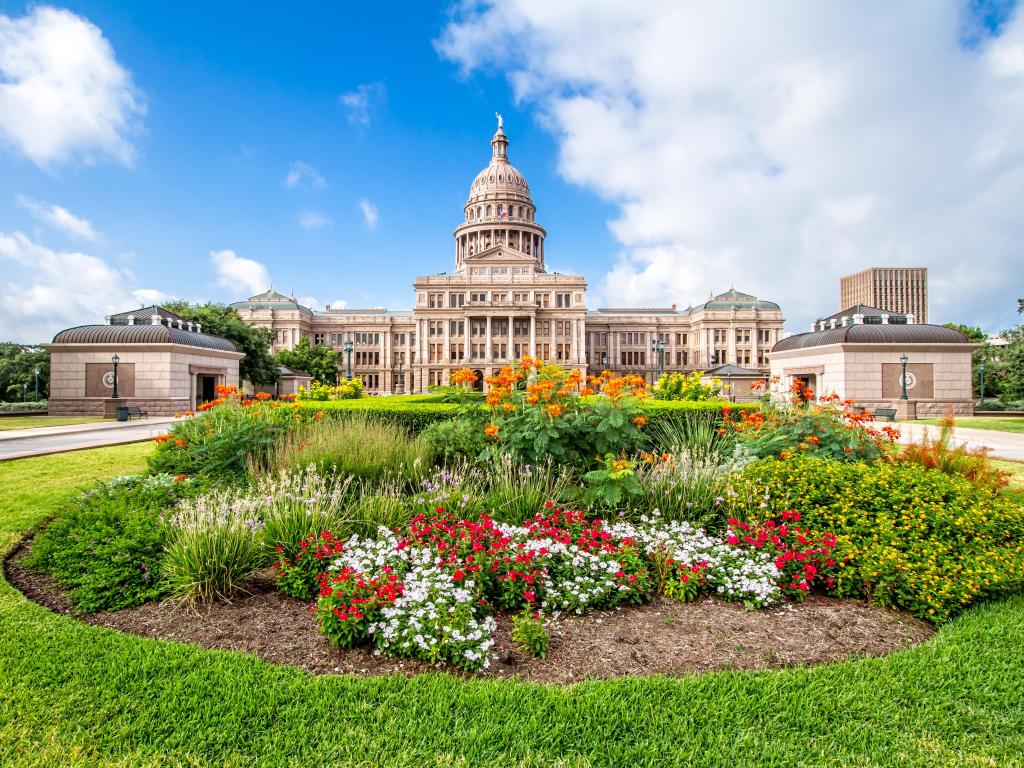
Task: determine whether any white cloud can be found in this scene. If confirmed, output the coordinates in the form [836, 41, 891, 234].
[17, 195, 103, 242]
[0, 230, 160, 342]
[210, 249, 271, 296]
[298, 210, 332, 230]
[340, 82, 386, 126]
[327, 299, 348, 310]
[439, 2, 1024, 332]
[284, 161, 326, 190]
[299, 296, 320, 311]
[358, 198, 379, 231]
[0, 6, 144, 167]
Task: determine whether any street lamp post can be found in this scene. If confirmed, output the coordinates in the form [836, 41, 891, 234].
[34, 367, 40, 401]
[111, 353, 120, 399]
[979, 359, 986, 406]
[899, 353, 909, 401]
[396, 357, 404, 394]
[343, 340, 353, 381]
[650, 338, 665, 380]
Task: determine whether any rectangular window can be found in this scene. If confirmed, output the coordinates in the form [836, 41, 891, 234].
[555, 292, 571, 308]
[449, 293, 465, 308]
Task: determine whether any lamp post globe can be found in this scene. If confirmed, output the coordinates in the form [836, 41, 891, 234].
[34, 366, 40, 401]
[899, 353, 909, 401]
[111, 353, 120, 400]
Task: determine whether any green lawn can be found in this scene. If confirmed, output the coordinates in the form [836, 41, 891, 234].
[0, 415, 105, 432]
[993, 459, 1024, 506]
[917, 417, 1024, 434]
[1, 446, 1024, 766]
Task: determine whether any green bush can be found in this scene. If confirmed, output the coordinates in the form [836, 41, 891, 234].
[298, 397, 462, 434]
[652, 371, 723, 401]
[25, 474, 200, 612]
[0, 400, 47, 412]
[731, 457, 1024, 621]
[149, 397, 304, 479]
[420, 414, 488, 462]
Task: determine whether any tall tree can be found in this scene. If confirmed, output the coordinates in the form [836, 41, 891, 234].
[0, 344, 49, 402]
[1000, 301, 1024, 403]
[161, 301, 279, 386]
[275, 337, 342, 384]
[941, 322, 986, 343]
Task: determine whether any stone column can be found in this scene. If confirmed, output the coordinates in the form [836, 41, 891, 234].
[751, 326, 759, 368]
[550, 318, 557, 362]
[508, 314, 514, 360]
[529, 316, 536, 358]
[570, 318, 578, 364]
[463, 317, 470, 363]
[444, 316, 451, 366]
[485, 316, 492, 363]
[727, 326, 736, 366]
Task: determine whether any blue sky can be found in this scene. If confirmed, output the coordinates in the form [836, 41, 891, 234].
[1, 2, 1022, 342]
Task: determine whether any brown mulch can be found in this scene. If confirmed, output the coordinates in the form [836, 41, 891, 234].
[5, 538, 934, 684]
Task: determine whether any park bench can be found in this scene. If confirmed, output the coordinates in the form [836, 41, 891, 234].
[873, 407, 897, 422]
[125, 406, 148, 420]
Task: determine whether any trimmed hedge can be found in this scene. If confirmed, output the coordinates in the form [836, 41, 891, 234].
[299, 396, 753, 435]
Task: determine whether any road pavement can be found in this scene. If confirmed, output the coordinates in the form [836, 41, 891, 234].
[0, 417, 177, 461]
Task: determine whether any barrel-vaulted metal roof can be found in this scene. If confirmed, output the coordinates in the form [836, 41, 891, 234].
[52, 323, 237, 352]
[773, 323, 970, 353]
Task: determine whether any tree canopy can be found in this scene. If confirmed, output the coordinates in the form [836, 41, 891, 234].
[161, 301, 278, 386]
[275, 337, 342, 384]
[0, 343, 48, 402]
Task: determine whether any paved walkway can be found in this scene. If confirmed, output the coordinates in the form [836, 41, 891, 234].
[0, 417, 177, 461]
[897, 422, 1024, 462]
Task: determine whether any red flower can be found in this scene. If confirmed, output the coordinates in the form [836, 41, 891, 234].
[452, 569, 466, 581]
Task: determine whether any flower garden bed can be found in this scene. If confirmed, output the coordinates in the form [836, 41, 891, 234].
[5, 538, 933, 683]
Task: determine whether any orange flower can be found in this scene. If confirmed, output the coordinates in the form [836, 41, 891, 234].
[450, 368, 479, 387]
[255, 392, 272, 401]
[314, 411, 325, 421]
[174, 439, 187, 448]
[173, 473, 186, 482]
[502, 402, 515, 413]
[806, 435, 821, 445]
[580, 386, 595, 396]
[633, 415, 647, 427]
[525, 394, 539, 405]
[486, 390, 503, 406]
[546, 403, 563, 418]
[484, 423, 499, 438]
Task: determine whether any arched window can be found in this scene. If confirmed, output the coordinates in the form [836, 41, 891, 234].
[518, 206, 524, 218]
[486, 205, 492, 218]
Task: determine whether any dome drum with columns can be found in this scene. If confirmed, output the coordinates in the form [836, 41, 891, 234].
[231, 118, 785, 395]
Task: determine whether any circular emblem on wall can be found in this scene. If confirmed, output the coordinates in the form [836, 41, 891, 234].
[901, 372, 917, 390]
[102, 371, 116, 389]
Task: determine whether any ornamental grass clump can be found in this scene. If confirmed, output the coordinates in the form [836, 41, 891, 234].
[162, 488, 267, 603]
[481, 453, 573, 524]
[263, 413, 431, 485]
[897, 415, 1009, 492]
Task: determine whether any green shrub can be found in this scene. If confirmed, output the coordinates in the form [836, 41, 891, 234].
[162, 487, 267, 603]
[149, 394, 304, 479]
[296, 379, 363, 400]
[511, 609, 549, 658]
[255, 466, 355, 562]
[25, 474, 198, 612]
[652, 371, 723, 401]
[0, 400, 47, 412]
[420, 414, 488, 462]
[263, 413, 431, 484]
[731, 457, 1024, 621]
[298, 397, 462, 434]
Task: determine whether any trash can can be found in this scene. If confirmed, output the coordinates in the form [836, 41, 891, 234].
[116, 406, 130, 422]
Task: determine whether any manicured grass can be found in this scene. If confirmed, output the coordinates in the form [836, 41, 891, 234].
[993, 459, 1024, 506]
[1, 445, 1024, 766]
[0, 415, 105, 431]
[917, 417, 1024, 434]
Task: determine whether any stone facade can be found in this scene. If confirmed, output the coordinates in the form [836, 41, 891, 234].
[232, 121, 785, 392]
[44, 307, 244, 416]
[768, 313, 977, 417]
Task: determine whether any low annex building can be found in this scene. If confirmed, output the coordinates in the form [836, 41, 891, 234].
[44, 306, 244, 417]
[231, 119, 785, 393]
[768, 306, 978, 417]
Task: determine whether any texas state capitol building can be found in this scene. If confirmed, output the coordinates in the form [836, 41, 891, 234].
[232, 120, 785, 394]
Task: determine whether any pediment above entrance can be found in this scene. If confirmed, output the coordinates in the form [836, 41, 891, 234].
[464, 245, 538, 264]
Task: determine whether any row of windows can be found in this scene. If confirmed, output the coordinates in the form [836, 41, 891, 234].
[426, 288, 574, 308]
[467, 204, 534, 222]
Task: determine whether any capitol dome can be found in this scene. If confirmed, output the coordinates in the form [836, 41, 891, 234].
[453, 117, 547, 274]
